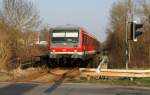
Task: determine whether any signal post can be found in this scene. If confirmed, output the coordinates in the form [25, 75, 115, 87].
[125, 0, 144, 69]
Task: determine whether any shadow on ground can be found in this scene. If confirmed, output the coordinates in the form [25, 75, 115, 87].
[0, 83, 38, 95]
[44, 72, 67, 94]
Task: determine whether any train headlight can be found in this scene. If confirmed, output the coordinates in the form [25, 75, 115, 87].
[74, 50, 77, 52]
[52, 50, 55, 52]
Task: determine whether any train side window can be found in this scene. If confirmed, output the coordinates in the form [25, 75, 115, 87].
[82, 33, 85, 45]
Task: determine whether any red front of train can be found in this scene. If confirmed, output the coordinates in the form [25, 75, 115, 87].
[48, 26, 100, 64]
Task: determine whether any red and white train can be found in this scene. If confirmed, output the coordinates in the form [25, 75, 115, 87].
[48, 25, 101, 67]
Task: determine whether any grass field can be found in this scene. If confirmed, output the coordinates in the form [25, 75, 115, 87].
[66, 77, 150, 87]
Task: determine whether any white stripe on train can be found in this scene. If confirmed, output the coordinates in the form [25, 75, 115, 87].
[51, 50, 96, 55]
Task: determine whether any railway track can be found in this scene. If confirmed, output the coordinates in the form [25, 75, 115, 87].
[47, 68, 79, 83]
[18, 68, 79, 83]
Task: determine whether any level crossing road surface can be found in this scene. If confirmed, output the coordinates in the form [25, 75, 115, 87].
[0, 82, 150, 95]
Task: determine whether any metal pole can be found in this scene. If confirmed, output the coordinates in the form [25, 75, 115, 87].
[125, 0, 129, 70]
[129, 0, 134, 69]
[125, 15, 128, 70]
[125, 0, 134, 70]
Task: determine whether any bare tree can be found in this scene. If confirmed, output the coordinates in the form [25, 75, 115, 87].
[0, 0, 41, 71]
[40, 27, 49, 41]
[142, 1, 150, 23]
[105, 0, 150, 69]
[105, 1, 128, 68]
[0, 22, 12, 71]
[1, 0, 40, 32]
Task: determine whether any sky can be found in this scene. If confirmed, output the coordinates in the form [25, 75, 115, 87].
[31, 0, 117, 42]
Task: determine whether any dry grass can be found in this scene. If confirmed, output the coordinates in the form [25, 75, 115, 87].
[0, 73, 13, 82]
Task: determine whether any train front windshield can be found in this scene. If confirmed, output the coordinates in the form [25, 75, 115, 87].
[51, 30, 79, 44]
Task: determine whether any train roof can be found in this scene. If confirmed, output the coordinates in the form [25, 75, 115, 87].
[52, 25, 80, 30]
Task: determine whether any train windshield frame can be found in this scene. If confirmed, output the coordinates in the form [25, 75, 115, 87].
[51, 30, 79, 43]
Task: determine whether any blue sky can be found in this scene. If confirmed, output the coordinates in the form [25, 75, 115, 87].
[32, 0, 117, 41]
